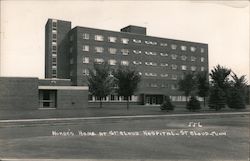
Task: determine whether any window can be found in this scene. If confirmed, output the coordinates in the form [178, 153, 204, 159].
[171, 44, 177, 50]
[108, 59, 117, 66]
[69, 47, 73, 53]
[201, 48, 205, 53]
[160, 63, 168, 67]
[95, 47, 104, 53]
[70, 58, 74, 64]
[160, 43, 168, 46]
[52, 33, 57, 40]
[83, 69, 89, 76]
[171, 54, 177, 59]
[145, 41, 157, 45]
[150, 83, 158, 88]
[181, 55, 187, 61]
[171, 64, 178, 70]
[94, 58, 104, 64]
[133, 61, 142, 65]
[138, 72, 142, 75]
[190, 46, 196, 52]
[181, 45, 187, 51]
[181, 65, 187, 70]
[52, 69, 57, 74]
[160, 74, 168, 77]
[52, 65, 57, 69]
[145, 51, 156, 56]
[108, 36, 117, 43]
[121, 38, 129, 44]
[52, 20, 57, 30]
[145, 62, 157, 66]
[52, 45, 57, 51]
[133, 39, 141, 43]
[145, 73, 157, 77]
[82, 45, 89, 51]
[108, 48, 117, 54]
[160, 53, 168, 56]
[201, 66, 205, 71]
[82, 33, 89, 39]
[121, 60, 129, 66]
[52, 57, 57, 62]
[172, 75, 177, 80]
[83, 57, 89, 64]
[171, 84, 177, 90]
[191, 56, 196, 61]
[201, 57, 205, 62]
[121, 49, 129, 55]
[133, 50, 141, 54]
[191, 66, 197, 71]
[95, 35, 104, 41]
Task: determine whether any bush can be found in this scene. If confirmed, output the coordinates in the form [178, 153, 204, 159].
[160, 96, 174, 111]
[186, 96, 201, 111]
[227, 88, 246, 109]
[208, 86, 226, 111]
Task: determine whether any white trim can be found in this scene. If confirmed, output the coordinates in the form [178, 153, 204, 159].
[39, 86, 88, 90]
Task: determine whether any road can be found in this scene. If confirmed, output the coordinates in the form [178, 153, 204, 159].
[0, 113, 249, 161]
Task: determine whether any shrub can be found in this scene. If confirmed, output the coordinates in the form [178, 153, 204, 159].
[227, 88, 246, 109]
[160, 96, 174, 111]
[186, 96, 201, 111]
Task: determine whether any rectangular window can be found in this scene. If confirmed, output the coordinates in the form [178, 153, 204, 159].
[82, 45, 89, 51]
[201, 66, 205, 71]
[181, 55, 187, 61]
[190, 46, 196, 52]
[52, 57, 57, 62]
[181, 45, 187, 51]
[133, 50, 141, 54]
[133, 39, 141, 43]
[172, 75, 177, 80]
[52, 33, 57, 39]
[109, 48, 117, 54]
[160, 43, 168, 46]
[171, 54, 177, 59]
[171, 64, 177, 70]
[201, 57, 205, 62]
[160, 53, 168, 57]
[70, 58, 74, 64]
[133, 61, 142, 65]
[83, 33, 89, 39]
[201, 48, 205, 53]
[94, 58, 104, 64]
[191, 66, 197, 71]
[95, 47, 104, 53]
[121, 49, 129, 55]
[83, 69, 89, 76]
[95, 35, 104, 41]
[160, 74, 168, 77]
[52, 20, 57, 30]
[52, 65, 57, 69]
[171, 44, 177, 50]
[108, 36, 117, 43]
[52, 45, 57, 51]
[181, 65, 187, 70]
[160, 63, 168, 67]
[108, 59, 117, 65]
[69, 47, 73, 53]
[121, 38, 129, 44]
[121, 60, 129, 66]
[52, 69, 57, 74]
[83, 57, 89, 64]
[191, 56, 196, 61]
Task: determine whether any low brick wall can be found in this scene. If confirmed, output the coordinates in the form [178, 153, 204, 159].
[0, 77, 39, 109]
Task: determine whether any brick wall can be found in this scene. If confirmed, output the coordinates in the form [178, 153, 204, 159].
[0, 77, 39, 109]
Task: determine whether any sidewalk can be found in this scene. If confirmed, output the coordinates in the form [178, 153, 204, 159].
[0, 105, 249, 120]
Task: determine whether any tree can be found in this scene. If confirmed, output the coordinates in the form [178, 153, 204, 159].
[186, 96, 201, 111]
[208, 65, 231, 110]
[227, 73, 247, 109]
[196, 71, 209, 107]
[178, 72, 197, 103]
[87, 62, 113, 108]
[113, 66, 141, 110]
[160, 95, 174, 111]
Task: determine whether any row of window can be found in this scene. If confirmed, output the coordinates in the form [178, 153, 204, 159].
[51, 19, 58, 78]
[79, 33, 205, 53]
[79, 57, 205, 71]
[88, 95, 138, 102]
[80, 46, 205, 62]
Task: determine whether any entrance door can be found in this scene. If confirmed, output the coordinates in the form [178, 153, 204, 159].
[39, 90, 57, 108]
[146, 96, 151, 105]
[152, 96, 156, 105]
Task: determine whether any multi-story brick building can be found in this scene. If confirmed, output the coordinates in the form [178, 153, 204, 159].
[45, 18, 208, 105]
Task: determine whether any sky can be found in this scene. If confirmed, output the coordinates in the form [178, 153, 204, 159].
[0, 0, 249, 83]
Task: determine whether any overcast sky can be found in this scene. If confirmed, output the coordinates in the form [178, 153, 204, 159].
[1, 0, 249, 82]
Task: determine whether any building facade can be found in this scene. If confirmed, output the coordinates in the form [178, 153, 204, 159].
[45, 19, 209, 105]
